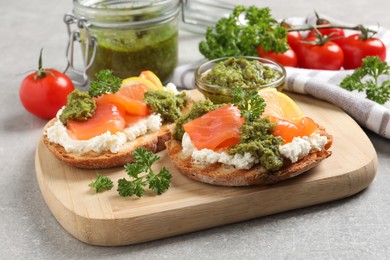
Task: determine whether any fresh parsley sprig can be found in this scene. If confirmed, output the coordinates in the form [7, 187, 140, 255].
[88, 148, 172, 197]
[117, 147, 172, 197]
[89, 174, 114, 192]
[232, 87, 266, 122]
[340, 56, 390, 105]
[199, 5, 288, 60]
[88, 69, 122, 97]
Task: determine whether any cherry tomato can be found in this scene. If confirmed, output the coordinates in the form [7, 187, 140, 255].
[296, 36, 344, 70]
[287, 31, 303, 52]
[257, 46, 298, 67]
[306, 13, 345, 47]
[307, 28, 345, 47]
[282, 22, 303, 52]
[341, 34, 386, 69]
[19, 50, 74, 119]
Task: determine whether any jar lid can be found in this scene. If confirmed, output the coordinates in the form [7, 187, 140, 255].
[73, 0, 180, 28]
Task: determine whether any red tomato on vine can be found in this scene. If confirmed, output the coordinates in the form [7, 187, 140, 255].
[307, 28, 345, 47]
[296, 36, 344, 70]
[341, 33, 386, 69]
[307, 12, 346, 47]
[19, 49, 75, 119]
[281, 22, 303, 52]
[257, 46, 298, 67]
[287, 31, 303, 52]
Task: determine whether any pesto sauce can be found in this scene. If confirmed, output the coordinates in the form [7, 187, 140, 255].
[173, 100, 222, 141]
[203, 57, 281, 89]
[144, 90, 188, 123]
[59, 89, 96, 124]
[86, 31, 178, 83]
[228, 117, 284, 172]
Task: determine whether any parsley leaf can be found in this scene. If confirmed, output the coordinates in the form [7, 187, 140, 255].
[88, 69, 122, 97]
[88, 148, 172, 197]
[199, 6, 288, 60]
[134, 147, 160, 167]
[89, 174, 114, 192]
[340, 56, 390, 104]
[118, 178, 146, 197]
[146, 167, 171, 195]
[117, 147, 172, 197]
[232, 87, 266, 122]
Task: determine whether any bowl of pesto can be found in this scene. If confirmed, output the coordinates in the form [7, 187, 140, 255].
[195, 57, 286, 104]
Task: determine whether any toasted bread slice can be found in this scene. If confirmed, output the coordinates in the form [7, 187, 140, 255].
[43, 95, 194, 169]
[43, 119, 174, 169]
[166, 127, 333, 186]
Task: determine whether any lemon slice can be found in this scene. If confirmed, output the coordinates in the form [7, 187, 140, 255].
[258, 87, 304, 120]
[139, 70, 164, 90]
[121, 77, 158, 90]
[119, 77, 158, 101]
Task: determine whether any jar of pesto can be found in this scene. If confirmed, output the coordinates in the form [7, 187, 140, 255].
[65, 0, 180, 86]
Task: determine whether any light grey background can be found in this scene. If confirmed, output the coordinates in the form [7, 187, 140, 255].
[1, 0, 389, 259]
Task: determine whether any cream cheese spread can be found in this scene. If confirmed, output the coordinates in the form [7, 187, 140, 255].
[279, 133, 328, 163]
[123, 114, 162, 141]
[164, 82, 180, 94]
[182, 132, 258, 169]
[182, 132, 327, 169]
[45, 108, 162, 154]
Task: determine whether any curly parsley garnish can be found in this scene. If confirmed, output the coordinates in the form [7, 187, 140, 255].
[88, 69, 122, 97]
[118, 147, 172, 197]
[232, 87, 267, 122]
[199, 5, 288, 59]
[89, 174, 114, 193]
[340, 56, 390, 105]
[88, 148, 172, 197]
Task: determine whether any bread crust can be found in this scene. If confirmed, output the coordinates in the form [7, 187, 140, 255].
[165, 127, 333, 186]
[43, 119, 174, 169]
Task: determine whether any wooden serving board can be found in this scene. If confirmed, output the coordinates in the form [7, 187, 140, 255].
[35, 91, 377, 246]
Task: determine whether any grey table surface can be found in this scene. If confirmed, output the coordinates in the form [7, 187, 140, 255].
[1, 0, 390, 259]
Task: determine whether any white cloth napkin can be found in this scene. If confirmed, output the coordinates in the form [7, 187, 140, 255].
[172, 16, 390, 139]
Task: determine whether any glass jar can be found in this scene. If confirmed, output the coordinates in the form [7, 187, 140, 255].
[195, 56, 286, 104]
[66, 0, 180, 85]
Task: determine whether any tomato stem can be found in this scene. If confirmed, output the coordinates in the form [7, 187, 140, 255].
[301, 29, 332, 46]
[288, 24, 377, 35]
[36, 48, 46, 79]
[314, 11, 328, 25]
[357, 25, 373, 40]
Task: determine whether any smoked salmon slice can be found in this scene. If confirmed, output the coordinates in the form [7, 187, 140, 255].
[67, 83, 153, 140]
[67, 104, 125, 140]
[117, 84, 149, 101]
[183, 105, 245, 151]
[95, 94, 150, 116]
[269, 115, 318, 144]
[123, 114, 146, 127]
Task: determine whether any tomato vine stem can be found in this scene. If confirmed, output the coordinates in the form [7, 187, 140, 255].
[288, 24, 377, 36]
[36, 48, 46, 79]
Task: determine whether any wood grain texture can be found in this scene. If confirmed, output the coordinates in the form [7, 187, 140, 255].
[35, 91, 377, 246]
